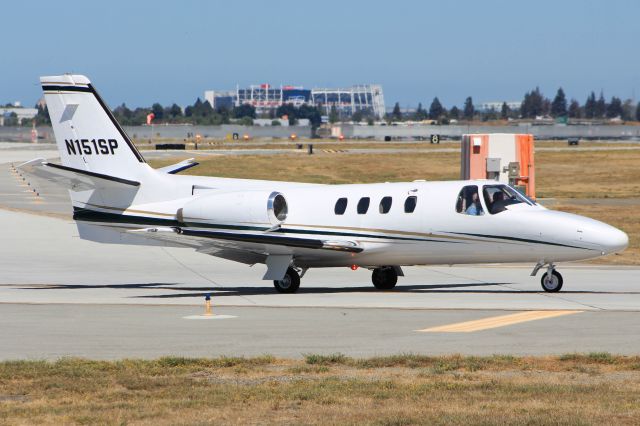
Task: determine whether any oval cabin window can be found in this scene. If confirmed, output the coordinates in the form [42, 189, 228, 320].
[357, 197, 370, 214]
[334, 197, 348, 215]
[379, 196, 392, 214]
[404, 196, 417, 213]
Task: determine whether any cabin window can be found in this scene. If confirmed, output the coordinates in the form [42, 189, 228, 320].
[404, 196, 417, 213]
[357, 197, 370, 214]
[334, 198, 348, 215]
[379, 196, 392, 214]
[482, 184, 531, 215]
[456, 185, 483, 216]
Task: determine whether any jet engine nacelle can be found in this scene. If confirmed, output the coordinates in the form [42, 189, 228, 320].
[178, 191, 288, 226]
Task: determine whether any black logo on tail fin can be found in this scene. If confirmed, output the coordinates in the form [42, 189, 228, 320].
[65, 139, 118, 155]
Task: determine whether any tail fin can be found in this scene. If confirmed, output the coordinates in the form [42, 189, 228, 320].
[41, 75, 146, 181]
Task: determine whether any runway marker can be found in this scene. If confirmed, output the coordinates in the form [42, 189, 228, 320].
[182, 294, 237, 319]
[416, 310, 583, 333]
[204, 293, 212, 316]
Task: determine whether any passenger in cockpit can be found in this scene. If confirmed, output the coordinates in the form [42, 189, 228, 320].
[465, 192, 484, 216]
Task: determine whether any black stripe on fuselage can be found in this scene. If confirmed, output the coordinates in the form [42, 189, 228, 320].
[72, 208, 361, 252]
[73, 207, 177, 226]
[71, 207, 461, 244]
[447, 231, 598, 251]
[71, 208, 599, 251]
[41, 83, 146, 163]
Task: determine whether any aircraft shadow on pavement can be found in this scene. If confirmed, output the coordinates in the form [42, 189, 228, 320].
[18, 282, 640, 297]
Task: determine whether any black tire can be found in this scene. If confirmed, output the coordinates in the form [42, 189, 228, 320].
[372, 267, 398, 290]
[273, 267, 301, 293]
[541, 270, 563, 292]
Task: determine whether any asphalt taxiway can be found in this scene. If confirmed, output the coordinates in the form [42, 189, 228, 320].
[1, 145, 639, 359]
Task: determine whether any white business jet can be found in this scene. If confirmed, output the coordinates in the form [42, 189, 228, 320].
[20, 75, 628, 293]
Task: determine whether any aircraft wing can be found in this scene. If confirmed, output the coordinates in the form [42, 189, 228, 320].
[127, 226, 363, 263]
[18, 159, 140, 191]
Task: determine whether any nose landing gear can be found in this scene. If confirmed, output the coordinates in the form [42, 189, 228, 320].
[531, 262, 564, 292]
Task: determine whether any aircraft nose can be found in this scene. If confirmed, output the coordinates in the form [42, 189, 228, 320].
[546, 211, 628, 256]
[603, 226, 629, 254]
[584, 222, 629, 254]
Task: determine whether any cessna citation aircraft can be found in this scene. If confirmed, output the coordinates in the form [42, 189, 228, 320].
[21, 75, 628, 293]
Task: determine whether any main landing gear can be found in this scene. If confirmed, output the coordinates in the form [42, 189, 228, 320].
[273, 267, 301, 294]
[274, 266, 401, 293]
[531, 262, 563, 292]
[371, 267, 398, 290]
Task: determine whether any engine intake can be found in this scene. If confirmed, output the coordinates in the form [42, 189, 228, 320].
[179, 190, 288, 226]
[268, 192, 288, 222]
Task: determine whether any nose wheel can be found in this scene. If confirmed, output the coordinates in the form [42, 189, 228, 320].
[532, 262, 564, 292]
[540, 269, 563, 292]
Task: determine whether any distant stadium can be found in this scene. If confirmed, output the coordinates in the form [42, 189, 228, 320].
[205, 84, 385, 119]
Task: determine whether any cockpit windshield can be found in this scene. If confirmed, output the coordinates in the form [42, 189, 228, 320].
[483, 184, 535, 214]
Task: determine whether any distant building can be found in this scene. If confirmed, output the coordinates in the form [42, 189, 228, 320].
[312, 85, 385, 119]
[204, 83, 386, 119]
[479, 101, 521, 112]
[0, 104, 38, 125]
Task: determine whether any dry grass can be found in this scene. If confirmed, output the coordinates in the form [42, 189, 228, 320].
[147, 149, 640, 197]
[149, 152, 459, 184]
[536, 150, 640, 198]
[150, 152, 461, 184]
[1, 354, 639, 425]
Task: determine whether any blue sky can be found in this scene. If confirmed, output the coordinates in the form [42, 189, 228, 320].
[3, 0, 639, 109]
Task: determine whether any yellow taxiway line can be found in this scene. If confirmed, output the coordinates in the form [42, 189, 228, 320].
[417, 310, 583, 333]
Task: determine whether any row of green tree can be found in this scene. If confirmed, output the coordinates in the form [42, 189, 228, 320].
[109, 99, 324, 127]
[22, 99, 324, 127]
[389, 88, 640, 122]
[15, 87, 640, 127]
[111, 99, 258, 126]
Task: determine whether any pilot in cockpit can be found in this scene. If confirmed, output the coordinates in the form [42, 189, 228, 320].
[490, 191, 507, 214]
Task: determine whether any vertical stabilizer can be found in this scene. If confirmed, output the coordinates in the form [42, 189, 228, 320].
[41, 75, 146, 181]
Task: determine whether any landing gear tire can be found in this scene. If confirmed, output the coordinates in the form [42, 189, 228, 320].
[541, 270, 563, 292]
[273, 267, 301, 294]
[372, 267, 398, 290]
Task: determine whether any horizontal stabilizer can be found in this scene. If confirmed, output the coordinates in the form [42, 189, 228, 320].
[156, 158, 199, 174]
[18, 158, 140, 191]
